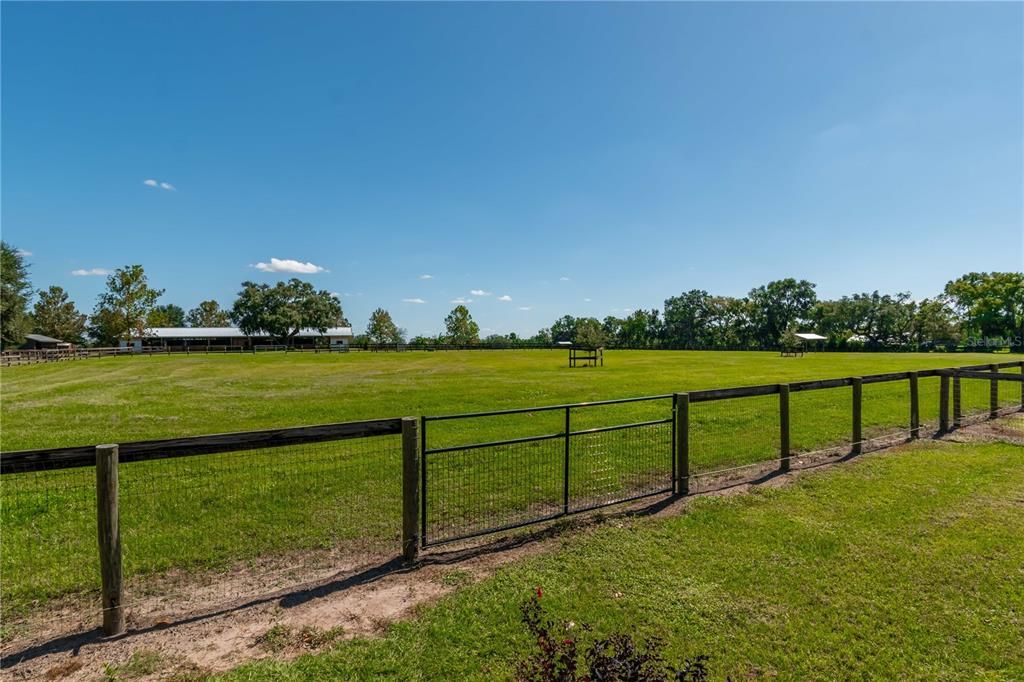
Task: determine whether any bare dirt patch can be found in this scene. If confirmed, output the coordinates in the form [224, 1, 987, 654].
[4, 416, 1021, 681]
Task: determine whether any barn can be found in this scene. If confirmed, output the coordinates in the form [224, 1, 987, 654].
[137, 327, 353, 350]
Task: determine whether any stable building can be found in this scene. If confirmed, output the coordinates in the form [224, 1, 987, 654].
[137, 326, 353, 350]
[22, 333, 73, 350]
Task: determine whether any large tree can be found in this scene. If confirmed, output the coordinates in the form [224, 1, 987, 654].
[944, 272, 1024, 344]
[231, 279, 344, 344]
[549, 315, 577, 344]
[747, 279, 818, 348]
[662, 290, 713, 348]
[573, 317, 607, 348]
[88, 265, 164, 345]
[186, 300, 231, 327]
[443, 305, 480, 345]
[366, 308, 404, 344]
[32, 286, 86, 344]
[1, 242, 32, 348]
[147, 304, 186, 328]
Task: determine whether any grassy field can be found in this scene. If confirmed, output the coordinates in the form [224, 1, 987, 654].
[1, 350, 1019, 449]
[1, 350, 1021, 620]
[220, 439, 1024, 681]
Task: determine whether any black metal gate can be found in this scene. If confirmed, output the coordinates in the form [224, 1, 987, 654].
[420, 395, 676, 546]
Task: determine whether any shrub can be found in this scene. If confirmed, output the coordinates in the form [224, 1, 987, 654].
[515, 588, 713, 682]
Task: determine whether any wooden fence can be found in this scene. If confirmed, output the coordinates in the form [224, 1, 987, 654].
[2, 360, 1021, 634]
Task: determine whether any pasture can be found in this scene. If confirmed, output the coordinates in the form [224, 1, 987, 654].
[221, 438, 1024, 681]
[1, 350, 1020, 625]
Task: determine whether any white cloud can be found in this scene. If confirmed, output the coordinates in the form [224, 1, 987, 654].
[450, 297, 474, 304]
[71, 268, 111, 276]
[330, 292, 341, 299]
[253, 258, 327, 274]
[518, 306, 532, 311]
[498, 295, 512, 302]
[559, 277, 570, 282]
[15, 249, 32, 257]
[583, 298, 592, 302]
[419, 274, 434, 280]
[403, 298, 426, 304]
[143, 178, 175, 190]
[470, 289, 492, 296]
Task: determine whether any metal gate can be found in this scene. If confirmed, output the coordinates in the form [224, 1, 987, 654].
[420, 395, 676, 546]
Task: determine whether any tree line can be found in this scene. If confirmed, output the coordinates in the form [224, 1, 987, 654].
[2, 242, 1021, 351]
[0, 244, 345, 348]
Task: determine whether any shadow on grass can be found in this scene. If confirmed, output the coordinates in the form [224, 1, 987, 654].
[0, 441, 890, 670]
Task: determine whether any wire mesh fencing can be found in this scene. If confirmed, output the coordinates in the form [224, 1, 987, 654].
[1, 463, 102, 633]
[688, 393, 780, 477]
[789, 384, 852, 457]
[0, 419, 406, 638]
[118, 435, 403, 621]
[421, 397, 674, 546]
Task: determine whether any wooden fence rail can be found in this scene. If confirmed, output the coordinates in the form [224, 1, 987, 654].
[2, 360, 1021, 634]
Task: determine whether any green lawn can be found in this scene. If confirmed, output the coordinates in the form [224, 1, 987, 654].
[1, 350, 1020, 621]
[221, 439, 1024, 681]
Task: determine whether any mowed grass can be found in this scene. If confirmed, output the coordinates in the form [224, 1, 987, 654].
[1, 351, 1020, 619]
[1, 350, 1019, 449]
[221, 440, 1024, 681]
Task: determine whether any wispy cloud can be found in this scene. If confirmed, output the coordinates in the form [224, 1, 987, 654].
[253, 258, 327, 274]
[450, 297, 474, 304]
[419, 274, 434, 280]
[498, 295, 512, 302]
[15, 249, 32, 257]
[583, 298, 592, 302]
[559, 277, 570, 282]
[71, 268, 111, 277]
[517, 306, 532, 311]
[403, 298, 426, 304]
[470, 289, 492, 296]
[143, 178, 176, 191]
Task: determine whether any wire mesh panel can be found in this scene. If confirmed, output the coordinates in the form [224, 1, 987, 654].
[569, 421, 672, 512]
[118, 435, 403, 616]
[422, 397, 674, 545]
[862, 379, 911, 447]
[997, 365, 1023, 411]
[424, 436, 564, 544]
[918, 375, 943, 434]
[689, 393, 780, 475]
[956, 375, 995, 424]
[1, 464, 101, 629]
[790, 385, 851, 455]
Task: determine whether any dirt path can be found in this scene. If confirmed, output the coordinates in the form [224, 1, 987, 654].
[4, 415, 1021, 681]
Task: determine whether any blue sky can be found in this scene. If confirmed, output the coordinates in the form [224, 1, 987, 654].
[2, 2, 1021, 337]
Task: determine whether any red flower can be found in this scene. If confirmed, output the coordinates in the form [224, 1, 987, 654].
[536, 587, 543, 599]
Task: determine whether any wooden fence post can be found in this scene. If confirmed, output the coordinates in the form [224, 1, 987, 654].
[989, 364, 999, 419]
[401, 417, 420, 563]
[939, 374, 950, 433]
[953, 374, 962, 428]
[96, 444, 125, 636]
[674, 393, 690, 495]
[909, 372, 920, 440]
[779, 384, 790, 472]
[851, 377, 863, 455]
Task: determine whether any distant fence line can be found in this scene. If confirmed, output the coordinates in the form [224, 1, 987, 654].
[2, 360, 1022, 636]
[3, 342, 1022, 367]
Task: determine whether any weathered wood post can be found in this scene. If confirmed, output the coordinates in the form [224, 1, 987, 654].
[779, 384, 791, 472]
[851, 377, 863, 455]
[939, 374, 950, 433]
[401, 417, 420, 563]
[989, 364, 999, 419]
[909, 372, 920, 440]
[953, 374, 962, 429]
[96, 444, 125, 636]
[674, 393, 690, 495]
